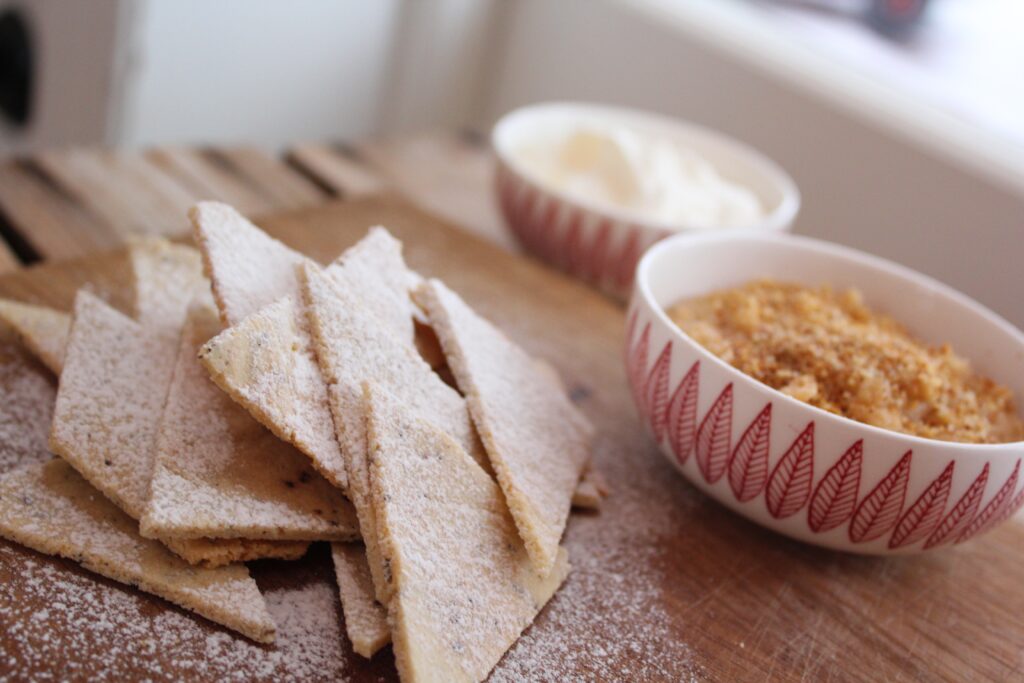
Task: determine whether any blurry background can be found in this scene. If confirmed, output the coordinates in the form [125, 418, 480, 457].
[0, 0, 1021, 322]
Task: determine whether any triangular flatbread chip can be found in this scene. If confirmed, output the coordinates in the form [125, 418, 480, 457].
[162, 536, 309, 568]
[331, 542, 390, 658]
[196, 225, 427, 496]
[0, 459, 276, 643]
[51, 292, 301, 566]
[318, 226, 421, 342]
[142, 301, 358, 542]
[301, 262, 483, 603]
[198, 296, 348, 491]
[50, 241, 204, 518]
[414, 279, 591, 575]
[535, 357, 597, 442]
[190, 201, 308, 326]
[572, 466, 609, 510]
[0, 299, 69, 375]
[50, 290, 176, 517]
[364, 383, 569, 682]
[128, 238, 206, 336]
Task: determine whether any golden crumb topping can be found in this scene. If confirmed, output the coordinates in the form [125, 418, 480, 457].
[666, 279, 1024, 444]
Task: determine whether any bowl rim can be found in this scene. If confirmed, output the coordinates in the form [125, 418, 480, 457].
[634, 229, 1024, 451]
[491, 100, 801, 235]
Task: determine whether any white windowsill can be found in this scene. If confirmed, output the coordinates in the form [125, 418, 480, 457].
[619, 0, 1024, 199]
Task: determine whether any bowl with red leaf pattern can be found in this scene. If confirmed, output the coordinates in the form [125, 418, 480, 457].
[492, 102, 799, 301]
[627, 230, 1024, 553]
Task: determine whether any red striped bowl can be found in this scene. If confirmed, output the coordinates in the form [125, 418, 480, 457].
[628, 231, 1024, 553]
[493, 103, 799, 300]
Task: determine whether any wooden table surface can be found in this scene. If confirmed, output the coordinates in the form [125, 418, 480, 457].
[0, 132, 510, 269]
[0, 136, 1023, 682]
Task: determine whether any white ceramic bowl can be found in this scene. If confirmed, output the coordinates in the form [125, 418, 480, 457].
[627, 231, 1024, 554]
[493, 102, 800, 300]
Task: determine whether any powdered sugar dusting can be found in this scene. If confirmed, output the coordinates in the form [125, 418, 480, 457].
[0, 342, 54, 475]
[49, 291, 176, 518]
[303, 262, 481, 605]
[0, 460, 275, 642]
[0, 542, 384, 682]
[1, 211, 710, 680]
[199, 296, 350, 492]
[191, 201, 309, 326]
[492, 443, 704, 682]
[415, 279, 589, 576]
[0, 299, 70, 375]
[365, 384, 568, 682]
[197, 580, 354, 682]
[492, 519, 700, 681]
[143, 302, 357, 542]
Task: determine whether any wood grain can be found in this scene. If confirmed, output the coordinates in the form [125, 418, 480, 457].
[0, 241, 17, 274]
[290, 133, 516, 251]
[0, 145, 334, 264]
[286, 143, 385, 198]
[0, 135, 510, 267]
[32, 148, 199, 238]
[0, 195, 1020, 681]
[145, 147, 282, 217]
[207, 147, 327, 210]
[0, 160, 121, 260]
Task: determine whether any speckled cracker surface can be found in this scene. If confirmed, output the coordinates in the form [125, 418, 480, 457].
[190, 201, 308, 326]
[301, 262, 480, 463]
[198, 296, 348, 491]
[320, 227, 421, 344]
[196, 226, 426, 497]
[331, 542, 390, 658]
[415, 279, 591, 576]
[0, 299, 69, 375]
[50, 291, 177, 518]
[364, 384, 570, 683]
[50, 240, 205, 520]
[51, 291, 300, 567]
[142, 303, 358, 542]
[0, 459, 277, 643]
[128, 238, 206, 336]
[301, 262, 482, 604]
[0, 298, 334, 537]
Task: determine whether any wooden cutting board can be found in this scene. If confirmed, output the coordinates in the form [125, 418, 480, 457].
[0, 195, 1020, 682]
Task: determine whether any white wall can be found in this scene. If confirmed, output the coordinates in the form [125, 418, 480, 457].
[480, 0, 1024, 327]
[117, 0, 403, 148]
[380, 0, 501, 133]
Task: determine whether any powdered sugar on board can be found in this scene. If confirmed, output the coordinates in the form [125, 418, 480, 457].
[0, 442, 700, 682]
[0, 542, 400, 682]
[490, 490, 703, 682]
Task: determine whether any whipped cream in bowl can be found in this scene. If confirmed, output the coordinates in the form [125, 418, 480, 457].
[492, 102, 799, 298]
[515, 126, 766, 230]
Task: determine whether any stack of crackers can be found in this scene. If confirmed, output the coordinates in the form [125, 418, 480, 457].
[0, 202, 605, 681]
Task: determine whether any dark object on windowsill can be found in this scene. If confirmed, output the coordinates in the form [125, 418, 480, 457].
[0, 8, 33, 128]
[765, 0, 932, 38]
[865, 0, 930, 36]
